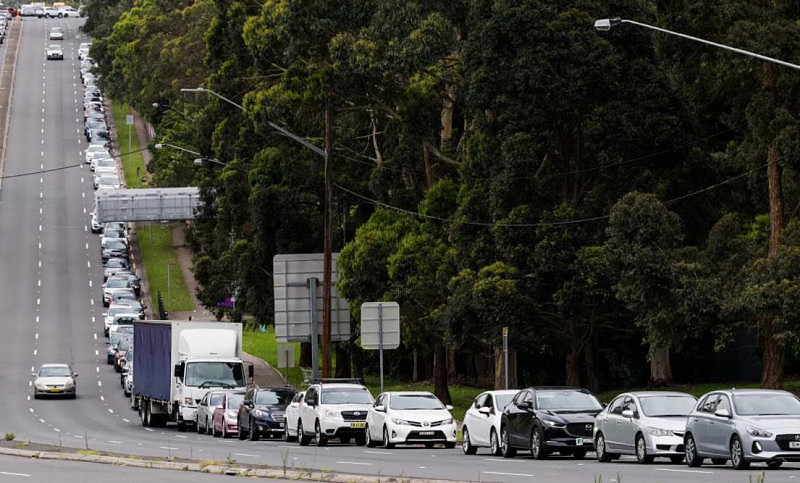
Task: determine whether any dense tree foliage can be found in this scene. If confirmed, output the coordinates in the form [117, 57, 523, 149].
[82, 0, 800, 392]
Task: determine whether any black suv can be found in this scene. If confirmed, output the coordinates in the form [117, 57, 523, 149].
[500, 387, 603, 459]
[237, 386, 297, 441]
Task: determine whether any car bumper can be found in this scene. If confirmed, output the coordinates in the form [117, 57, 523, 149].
[180, 406, 198, 424]
[34, 386, 75, 396]
[646, 434, 685, 456]
[321, 419, 367, 437]
[254, 417, 285, 434]
[387, 423, 458, 444]
[746, 437, 800, 462]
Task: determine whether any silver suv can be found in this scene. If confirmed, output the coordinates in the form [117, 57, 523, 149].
[296, 381, 373, 446]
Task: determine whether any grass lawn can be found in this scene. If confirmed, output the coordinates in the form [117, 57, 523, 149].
[111, 101, 148, 189]
[135, 222, 194, 312]
[242, 325, 304, 386]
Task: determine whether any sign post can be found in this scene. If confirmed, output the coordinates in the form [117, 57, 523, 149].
[360, 302, 400, 393]
[502, 327, 509, 390]
[126, 114, 134, 153]
[277, 344, 295, 385]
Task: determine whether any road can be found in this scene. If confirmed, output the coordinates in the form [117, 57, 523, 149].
[0, 16, 799, 483]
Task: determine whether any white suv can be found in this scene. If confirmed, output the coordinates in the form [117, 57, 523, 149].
[296, 381, 373, 446]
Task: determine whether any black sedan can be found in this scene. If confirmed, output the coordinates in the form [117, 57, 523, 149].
[237, 386, 297, 441]
[500, 387, 603, 459]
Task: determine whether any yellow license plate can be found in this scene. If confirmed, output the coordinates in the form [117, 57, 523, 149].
[50, 388, 61, 392]
[349, 422, 365, 429]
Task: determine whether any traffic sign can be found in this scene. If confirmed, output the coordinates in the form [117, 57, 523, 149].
[360, 302, 400, 349]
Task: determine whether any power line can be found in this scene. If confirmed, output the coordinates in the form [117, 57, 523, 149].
[0, 146, 151, 180]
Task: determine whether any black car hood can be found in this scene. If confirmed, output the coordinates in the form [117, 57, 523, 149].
[256, 405, 287, 412]
[539, 411, 600, 424]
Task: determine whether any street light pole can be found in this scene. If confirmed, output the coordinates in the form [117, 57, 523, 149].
[181, 86, 334, 378]
[594, 18, 800, 71]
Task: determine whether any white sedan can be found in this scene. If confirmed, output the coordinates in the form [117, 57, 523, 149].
[49, 28, 63, 41]
[365, 391, 457, 448]
[461, 389, 518, 455]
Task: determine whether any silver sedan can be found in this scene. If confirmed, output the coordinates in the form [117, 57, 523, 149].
[685, 389, 800, 470]
[33, 364, 78, 399]
[594, 391, 696, 464]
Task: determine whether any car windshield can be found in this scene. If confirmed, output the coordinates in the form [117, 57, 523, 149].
[107, 279, 128, 288]
[535, 390, 603, 411]
[184, 362, 245, 388]
[48, 45, 60, 50]
[389, 394, 444, 410]
[255, 389, 295, 406]
[321, 387, 373, 405]
[227, 394, 244, 410]
[118, 340, 131, 351]
[106, 241, 126, 249]
[639, 395, 697, 417]
[106, 259, 128, 268]
[116, 326, 134, 335]
[96, 160, 115, 168]
[104, 230, 123, 238]
[733, 393, 800, 416]
[496, 394, 515, 411]
[39, 366, 70, 377]
[209, 393, 225, 406]
[114, 317, 135, 326]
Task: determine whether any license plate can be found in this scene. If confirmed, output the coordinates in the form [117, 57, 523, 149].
[575, 438, 583, 446]
[50, 388, 62, 393]
[419, 431, 434, 436]
[790, 441, 800, 449]
[277, 422, 284, 428]
[349, 422, 365, 429]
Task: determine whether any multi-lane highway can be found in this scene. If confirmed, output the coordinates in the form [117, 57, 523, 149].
[0, 16, 799, 483]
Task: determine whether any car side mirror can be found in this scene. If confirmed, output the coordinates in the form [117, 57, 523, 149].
[247, 363, 254, 379]
[31, 372, 36, 377]
[714, 408, 731, 418]
[374, 405, 386, 413]
[622, 409, 634, 418]
[478, 406, 491, 415]
[519, 400, 533, 410]
[445, 404, 454, 411]
[73, 373, 79, 378]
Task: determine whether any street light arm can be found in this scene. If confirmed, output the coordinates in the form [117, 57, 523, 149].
[181, 87, 247, 112]
[155, 142, 202, 157]
[595, 18, 800, 71]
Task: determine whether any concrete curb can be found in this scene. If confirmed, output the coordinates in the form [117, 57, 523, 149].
[0, 446, 457, 482]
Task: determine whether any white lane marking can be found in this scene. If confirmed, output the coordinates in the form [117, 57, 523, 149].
[38, 243, 41, 250]
[39, 208, 42, 214]
[122, 419, 130, 423]
[38, 225, 42, 231]
[38, 261, 41, 268]
[89, 280, 92, 288]
[83, 207, 86, 214]
[37, 280, 41, 287]
[654, 469, 714, 474]
[175, 435, 188, 439]
[29, 408, 33, 413]
[35, 316, 39, 323]
[108, 408, 114, 414]
[336, 461, 372, 466]
[99, 396, 104, 401]
[80, 177, 83, 183]
[107, 441, 122, 444]
[482, 472, 535, 477]
[233, 453, 259, 457]
[419, 466, 426, 469]
[85, 243, 88, 250]
[363, 450, 393, 455]
[35, 333, 38, 340]
[90, 299, 94, 306]
[33, 350, 37, 356]
[93, 333, 97, 340]
[95, 367, 99, 373]
[30, 366, 34, 372]
[87, 261, 91, 268]
[39, 192, 42, 198]
[159, 446, 178, 450]
[53, 428, 60, 432]
[91, 316, 95, 323]
[0, 472, 30, 477]
[97, 381, 102, 387]
[38, 419, 45, 423]
[36, 298, 40, 305]
[95, 350, 99, 356]
[145, 428, 154, 432]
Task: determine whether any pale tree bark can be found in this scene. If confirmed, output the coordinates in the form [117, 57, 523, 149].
[650, 345, 672, 386]
[440, 84, 454, 155]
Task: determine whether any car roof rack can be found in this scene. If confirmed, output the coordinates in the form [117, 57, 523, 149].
[310, 378, 364, 385]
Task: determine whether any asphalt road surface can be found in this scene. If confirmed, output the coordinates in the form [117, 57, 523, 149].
[1, 15, 800, 483]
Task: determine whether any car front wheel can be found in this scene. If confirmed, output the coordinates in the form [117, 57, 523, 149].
[531, 426, 547, 459]
[365, 424, 376, 447]
[636, 434, 654, 464]
[596, 432, 613, 462]
[685, 434, 703, 467]
[461, 426, 477, 455]
[730, 435, 750, 470]
[500, 426, 516, 458]
[490, 428, 501, 456]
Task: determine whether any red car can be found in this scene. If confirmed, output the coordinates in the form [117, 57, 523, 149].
[213, 392, 245, 438]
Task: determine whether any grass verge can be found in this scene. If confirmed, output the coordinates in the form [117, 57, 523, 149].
[111, 101, 148, 189]
[136, 222, 194, 312]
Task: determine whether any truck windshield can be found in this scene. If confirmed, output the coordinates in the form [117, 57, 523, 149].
[184, 362, 245, 389]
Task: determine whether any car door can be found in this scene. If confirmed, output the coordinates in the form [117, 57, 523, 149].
[615, 396, 638, 453]
[239, 388, 254, 432]
[197, 392, 209, 429]
[470, 393, 491, 447]
[707, 394, 734, 456]
[691, 394, 719, 454]
[371, 394, 388, 439]
[503, 391, 526, 447]
[600, 396, 626, 450]
[299, 386, 317, 435]
[518, 391, 536, 448]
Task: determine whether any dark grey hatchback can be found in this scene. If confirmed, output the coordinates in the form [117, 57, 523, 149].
[500, 387, 603, 459]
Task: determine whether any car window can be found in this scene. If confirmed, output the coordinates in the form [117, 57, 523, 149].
[200, 393, 208, 406]
[638, 395, 697, 417]
[226, 394, 244, 410]
[607, 396, 626, 415]
[39, 366, 71, 377]
[255, 389, 295, 406]
[495, 393, 514, 411]
[209, 393, 225, 406]
[698, 394, 719, 414]
[321, 387, 373, 405]
[389, 394, 444, 410]
[715, 395, 731, 414]
[535, 390, 603, 411]
[474, 393, 488, 409]
[520, 391, 533, 406]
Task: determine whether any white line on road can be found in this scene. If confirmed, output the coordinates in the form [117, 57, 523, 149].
[97, 381, 102, 387]
[336, 462, 372, 466]
[159, 446, 178, 450]
[36, 298, 40, 305]
[88, 280, 92, 287]
[95, 350, 98, 356]
[0, 471, 30, 477]
[107, 440, 122, 444]
[95, 367, 99, 373]
[363, 450, 393, 455]
[144, 428, 154, 432]
[53, 428, 60, 432]
[28, 408, 33, 413]
[38, 419, 45, 424]
[108, 408, 114, 414]
[122, 419, 130, 423]
[99, 396, 104, 401]
[654, 468, 714, 475]
[33, 350, 36, 356]
[87, 260, 91, 268]
[482, 471, 535, 477]
[233, 453, 259, 457]
[35, 333, 38, 339]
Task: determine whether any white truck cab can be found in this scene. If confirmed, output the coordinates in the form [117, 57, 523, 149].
[297, 380, 374, 446]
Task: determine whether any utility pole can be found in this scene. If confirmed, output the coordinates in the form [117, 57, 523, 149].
[322, 104, 333, 378]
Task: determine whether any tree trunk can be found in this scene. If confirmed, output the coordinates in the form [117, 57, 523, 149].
[352, 349, 363, 381]
[649, 345, 672, 386]
[760, 317, 784, 389]
[447, 348, 457, 380]
[423, 145, 432, 188]
[565, 349, 581, 386]
[433, 338, 451, 404]
[440, 84, 454, 154]
[412, 348, 418, 382]
[584, 336, 599, 393]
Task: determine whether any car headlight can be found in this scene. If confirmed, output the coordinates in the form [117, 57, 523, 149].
[746, 426, 773, 438]
[646, 427, 673, 436]
[64, 380, 75, 387]
[440, 418, 454, 425]
[35, 383, 46, 389]
[543, 420, 566, 428]
[392, 418, 413, 426]
[324, 409, 340, 418]
[252, 409, 268, 418]
[184, 397, 194, 406]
